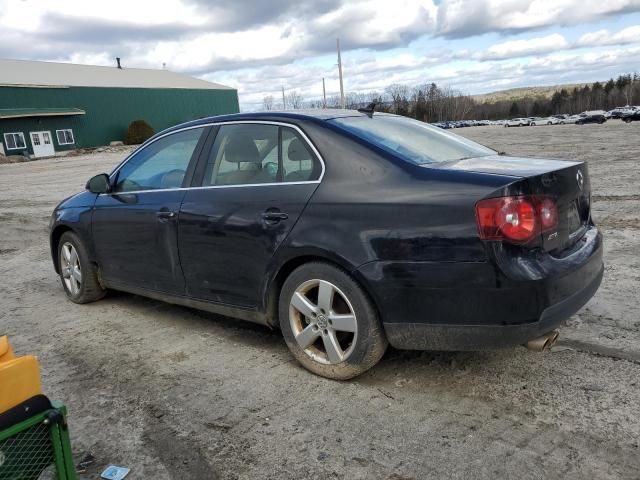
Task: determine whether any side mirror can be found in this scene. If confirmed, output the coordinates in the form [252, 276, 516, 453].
[86, 173, 111, 194]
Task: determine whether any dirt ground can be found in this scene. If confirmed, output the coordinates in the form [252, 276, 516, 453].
[1, 122, 639, 479]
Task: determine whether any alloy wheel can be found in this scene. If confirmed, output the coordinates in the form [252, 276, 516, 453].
[60, 242, 82, 295]
[289, 279, 358, 365]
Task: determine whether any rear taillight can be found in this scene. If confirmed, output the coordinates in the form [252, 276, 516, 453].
[536, 197, 558, 230]
[475, 195, 558, 243]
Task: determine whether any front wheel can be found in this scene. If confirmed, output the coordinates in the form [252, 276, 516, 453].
[279, 262, 388, 380]
[624, 118, 632, 123]
[58, 231, 106, 304]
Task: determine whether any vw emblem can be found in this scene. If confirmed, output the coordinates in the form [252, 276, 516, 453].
[576, 170, 584, 190]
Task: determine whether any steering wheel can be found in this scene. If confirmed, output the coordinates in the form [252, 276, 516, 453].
[160, 169, 186, 188]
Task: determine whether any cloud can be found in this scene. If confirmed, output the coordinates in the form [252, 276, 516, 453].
[577, 25, 640, 46]
[478, 33, 569, 60]
[436, 0, 640, 38]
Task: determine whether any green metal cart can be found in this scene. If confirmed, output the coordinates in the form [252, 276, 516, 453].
[0, 401, 76, 480]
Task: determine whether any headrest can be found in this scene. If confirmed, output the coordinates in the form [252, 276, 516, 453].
[225, 134, 261, 163]
[288, 138, 311, 162]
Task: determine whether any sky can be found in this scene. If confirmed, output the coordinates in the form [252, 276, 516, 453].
[1, 0, 639, 110]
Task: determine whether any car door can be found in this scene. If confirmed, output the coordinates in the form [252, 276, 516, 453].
[92, 126, 209, 295]
[178, 122, 323, 308]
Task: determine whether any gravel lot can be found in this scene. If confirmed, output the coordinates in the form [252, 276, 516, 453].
[1, 122, 639, 479]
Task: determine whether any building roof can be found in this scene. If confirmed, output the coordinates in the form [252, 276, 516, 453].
[0, 59, 234, 90]
[0, 108, 86, 119]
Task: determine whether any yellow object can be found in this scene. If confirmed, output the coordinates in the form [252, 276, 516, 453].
[0, 336, 15, 362]
[0, 336, 43, 413]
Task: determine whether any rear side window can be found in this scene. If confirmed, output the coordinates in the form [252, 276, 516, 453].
[330, 115, 494, 165]
[113, 127, 204, 192]
[203, 124, 279, 186]
[282, 128, 318, 182]
[201, 124, 321, 186]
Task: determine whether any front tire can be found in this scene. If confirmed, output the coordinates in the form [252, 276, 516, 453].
[279, 262, 388, 380]
[58, 231, 106, 304]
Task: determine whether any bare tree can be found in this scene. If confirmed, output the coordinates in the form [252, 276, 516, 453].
[262, 95, 274, 111]
[259, 70, 640, 121]
[287, 91, 304, 109]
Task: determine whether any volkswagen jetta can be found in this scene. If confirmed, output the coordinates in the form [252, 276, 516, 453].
[49, 110, 603, 379]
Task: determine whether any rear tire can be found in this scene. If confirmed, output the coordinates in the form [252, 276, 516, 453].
[624, 118, 632, 123]
[279, 262, 387, 380]
[58, 231, 106, 304]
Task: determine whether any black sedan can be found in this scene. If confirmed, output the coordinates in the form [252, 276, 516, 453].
[575, 112, 606, 125]
[622, 111, 640, 123]
[50, 110, 603, 379]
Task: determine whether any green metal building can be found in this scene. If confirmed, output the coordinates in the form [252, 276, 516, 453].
[0, 58, 239, 157]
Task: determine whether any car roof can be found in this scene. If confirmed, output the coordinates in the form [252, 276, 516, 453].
[158, 109, 393, 136]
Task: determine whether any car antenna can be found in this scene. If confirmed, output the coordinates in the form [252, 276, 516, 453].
[357, 102, 377, 118]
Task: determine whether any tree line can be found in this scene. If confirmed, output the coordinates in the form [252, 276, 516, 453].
[263, 72, 640, 122]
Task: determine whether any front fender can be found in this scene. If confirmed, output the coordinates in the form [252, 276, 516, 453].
[49, 206, 95, 273]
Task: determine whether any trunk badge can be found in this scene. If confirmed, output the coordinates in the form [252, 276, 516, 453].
[576, 170, 584, 190]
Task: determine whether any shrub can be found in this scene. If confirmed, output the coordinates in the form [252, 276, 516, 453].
[124, 120, 155, 145]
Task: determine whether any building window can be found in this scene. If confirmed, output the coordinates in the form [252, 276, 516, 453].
[56, 129, 75, 145]
[3, 132, 27, 150]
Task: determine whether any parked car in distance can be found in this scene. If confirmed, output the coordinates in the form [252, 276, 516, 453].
[606, 106, 638, 118]
[531, 117, 560, 126]
[622, 110, 640, 123]
[551, 114, 571, 124]
[49, 110, 604, 379]
[560, 115, 581, 124]
[575, 111, 607, 125]
[504, 118, 529, 127]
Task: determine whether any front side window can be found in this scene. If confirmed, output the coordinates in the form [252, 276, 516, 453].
[202, 124, 321, 186]
[329, 115, 494, 165]
[4, 132, 26, 150]
[56, 129, 75, 145]
[113, 127, 204, 193]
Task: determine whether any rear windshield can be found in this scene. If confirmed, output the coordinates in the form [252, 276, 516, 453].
[329, 115, 495, 165]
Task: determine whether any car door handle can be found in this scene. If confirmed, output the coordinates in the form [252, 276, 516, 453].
[261, 211, 288, 222]
[156, 210, 176, 221]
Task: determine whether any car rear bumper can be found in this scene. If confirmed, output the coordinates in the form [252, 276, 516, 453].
[356, 227, 603, 351]
[381, 265, 602, 350]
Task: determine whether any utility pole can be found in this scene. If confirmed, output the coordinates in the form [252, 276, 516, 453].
[337, 38, 345, 109]
[282, 86, 286, 110]
[322, 78, 327, 109]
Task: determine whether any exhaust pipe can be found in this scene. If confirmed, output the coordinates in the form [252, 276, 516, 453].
[525, 329, 560, 352]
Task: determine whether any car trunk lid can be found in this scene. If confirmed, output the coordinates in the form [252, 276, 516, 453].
[428, 155, 592, 252]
